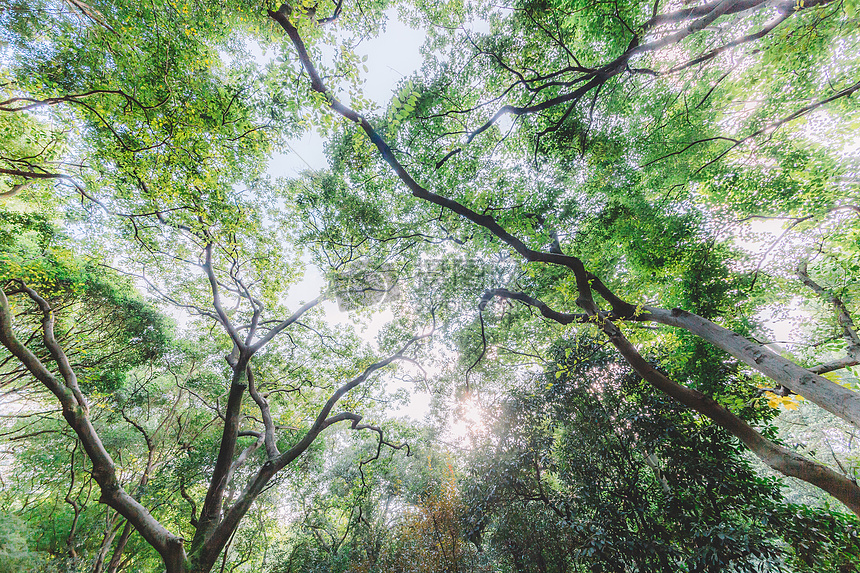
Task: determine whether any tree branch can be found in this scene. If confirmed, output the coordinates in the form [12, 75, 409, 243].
[190, 335, 425, 571]
[0, 286, 186, 570]
[273, 0, 860, 516]
[600, 317, 860, 516]
[641, 306, 860, 429]
[480, 288, 591, 324]
[203, 243, 243, 348]
[270, 8, 598, 312]
[247, 366, 279, 460]
[797, 260, 860, 353]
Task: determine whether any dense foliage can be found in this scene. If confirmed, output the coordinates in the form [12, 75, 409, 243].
[1, 0, 859, 571]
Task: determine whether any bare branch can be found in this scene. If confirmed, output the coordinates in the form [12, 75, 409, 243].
[798, 260, 860, 350]
[249, 296, 323, 352]
[203, 243, 243, 349]
[480, 288, 591, 324]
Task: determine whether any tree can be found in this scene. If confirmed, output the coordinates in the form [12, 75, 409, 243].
[2, 0, 859, 569]
[270, 0, 860, 512]
[1, 1, 420, 571]
[461, 337, 860, 572]
[0, 238, 422, 573]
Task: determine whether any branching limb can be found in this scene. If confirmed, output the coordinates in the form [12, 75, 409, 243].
[643, 0, 767, 29]
[249, 296, 323, 352]
[463, 75, 603, 144]
[452, 0, 811, 145]
[273, 0, 860, 517]
[600, 317, 860, 516]
[203, 243, 243, 348]
[0, 167, 74, 180]
[663, 9, 793, 75]
[274, 334, 425, 473]
[0, 88, 165, 113]
[480, 288, 592, 324]
[348, 414, 411, 487]
[0, 286, 185, 570]
[270, 9, 598, 312]
[180, 480, 199, 528]
[12, 281, 89, 410]
[641, 306, 860, 429]
[191, 334, 426, 571]
[247, 367, 279, 460]
[316, 0, 343, 24]
[798, 260, 860, 351]
[479, 286, 860, 512]
[194, 243, 274, 542]
[224, 434, 264, 490]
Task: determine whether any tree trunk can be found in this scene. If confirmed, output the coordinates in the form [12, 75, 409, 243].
[604, 320, 860, 516]
[643, 306, 860, 428]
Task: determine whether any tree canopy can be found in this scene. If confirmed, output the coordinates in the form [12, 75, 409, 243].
[1, 0, 859, 571]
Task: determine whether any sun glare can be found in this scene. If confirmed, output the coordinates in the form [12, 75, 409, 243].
[449, 396, 487, 447]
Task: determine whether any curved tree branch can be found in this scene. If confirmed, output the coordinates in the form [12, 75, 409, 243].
[0, 285, 187, 571]
[484, 287, 860, 515]
[189, 334, 425, 572]
[272, 10, 860, 512]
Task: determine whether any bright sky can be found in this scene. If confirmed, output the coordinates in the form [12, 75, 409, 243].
[272, 12, 427, 176]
